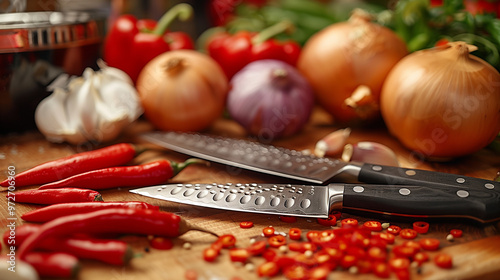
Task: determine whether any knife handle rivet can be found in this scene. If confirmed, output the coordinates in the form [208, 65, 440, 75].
[456, 178, 466, 184]
[372, 165, 383, 171]
[456, 190, 469, 198]
[405, 170, 416, 176]
[485, 183, 495, 190]
[353, 186, 365, 193]
[399, 188, 411, 196]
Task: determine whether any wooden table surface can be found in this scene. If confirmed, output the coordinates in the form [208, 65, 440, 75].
[1, 107, 499, 280]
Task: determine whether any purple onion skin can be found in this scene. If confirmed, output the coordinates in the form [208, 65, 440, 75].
[227, 60, 315, 141]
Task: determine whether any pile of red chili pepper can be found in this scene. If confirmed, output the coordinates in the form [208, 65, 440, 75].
[201, 216, 461, 280]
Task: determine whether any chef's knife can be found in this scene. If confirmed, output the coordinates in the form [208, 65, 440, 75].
[130, 182, 500, 223]
[140, 131, 500, 191]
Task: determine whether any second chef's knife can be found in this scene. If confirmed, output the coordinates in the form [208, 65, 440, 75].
[130, 182, 500, 223]
[141, 131, 500, 191]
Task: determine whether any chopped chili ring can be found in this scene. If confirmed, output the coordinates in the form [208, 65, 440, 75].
[412, 221, 429, 234]
[150, 237, 174, 250]
[203, 247, 219, 262]
[400, 228, 418, 239]
[229, 248, 249, 262]
[419, 238, 440, 251]
[268, 235, 287, 248]
[239, 221, 254, 229]
[217, 234, 237, 248]
[413, 251, 430, 265]
[288, 242, 317, 253]
[388, 257, 410, 271]
[392, 245, 419, 259]
[376, 232, 395, 244]
[247, 240, 267, 256]
[279, 216, 297, 223]
[372, 262, 391, 278]
[330, 210, 342, 220]
[317, 214, 337, 227]
[363, 220, 382, 232]
[341, 218, 358, 228]
[367, 246, 387, 262]
[387, 225, 401, 235]
[434, 253, 453, 269]
[262, 226, 275, 237]
[450, 229, 463, 238]
[257, 261, 280, 277]
[288, 228, 302, 241]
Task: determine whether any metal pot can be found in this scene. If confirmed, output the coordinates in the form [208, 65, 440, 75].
[0, 11, 106, 134]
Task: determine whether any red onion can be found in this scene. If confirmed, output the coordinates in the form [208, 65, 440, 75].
[227, 59, 315, 141]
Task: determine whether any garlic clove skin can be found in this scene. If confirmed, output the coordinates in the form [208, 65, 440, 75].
[314, 128, 351, 157]
[341, 141, 400, 166]
[35, 63, 143, 145]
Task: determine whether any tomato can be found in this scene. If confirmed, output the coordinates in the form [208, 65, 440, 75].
[268, 235, 287, 248]
[217, 234, 237, 248]
[203, 247, 219, 262]
[239, 221, 254, 229]
[150, 237, 174, 250]
[341, 218, 358, 228]
[257, 261, 280, 277]
[363, 221, 382, 232]
[450, 229, 463, 238]
[317, 214, 337, 227]
[367, 246, 387, 262]
[419, 238, 440, 251]
[413, 251, 430, 265]
[229, 248, 249, 262]
[387, 225, 402, 235]
[263, 226, 276, 237]
[279, 215, 298, 223]
[388, 257, 410, 271]
[400, 228, 418, 239]
[247, 240, 267, 256]
[434, 253, 453, 269]
[412, 221, 429, 234]
[289, 228, 302, 241]
[372, 262, 390, 278]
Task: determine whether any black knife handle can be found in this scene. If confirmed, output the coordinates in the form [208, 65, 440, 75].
[341, 184, 500, 223]
[358, 163, 499, 191]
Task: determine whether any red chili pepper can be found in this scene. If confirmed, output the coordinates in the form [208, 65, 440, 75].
[24, 252, 80, 278]
[317, 214, 337, 227]
[38, 159, 205, 190]
[239, 221, 254, 229]
[21, 201, 159, 222]
[207, 20, 301, 79]
[3, 223, 40, 247]
[103, 3, 195, 83]
[18, 208, 216, 259]
[268, 235, 287, 248]
[13, 188, 103, 205]
[0, 143, 141, 188]
[413, 221, 430, 234]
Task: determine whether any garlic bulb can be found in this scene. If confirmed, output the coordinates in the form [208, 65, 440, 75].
[35, 62, 143, 145]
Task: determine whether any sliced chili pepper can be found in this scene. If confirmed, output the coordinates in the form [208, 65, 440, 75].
[340, 254, 358, 269]
[450, 229, 463, 238]
[308, 265, 331, 280]
[247, 240, 267, 256]
[239, 221, 254, 229]
[413, 251, 430, 265]
[203, 247, 219, 262]
[21, 201, 158, 222]
[372, 262, 390, 278]
[388, 257, 410, 271]
[412, 221, 430, 234]
[374, 232, 395, 245]
[268, 235, 287, 248]
[104, 3, 195, 83]
[283, 264, 308, 279]
[419, 238, 440, 251]
[392, 245, 419, 259]
[400, 228, 418, 239]
[38, 159, 205, 190]
[24, 252, 80, 278]
[387, 225, 402, 235]
[262, 249, 278, 261]
[317, 214, 337, 227]
[341, 218, 358, 228]
[279, 215, 297, 223]
[262, 226, 276, 237]
[0, 143, 141, 188]
[229, 248, 250, 262]
[217, 234, 237, 248]
[17, 208, 216, 259]
[367, 246, 387, 262]
[13, 188, 103, 205]
[434, 253, 453, 269]
[288, 228, 302, 241]
[150, 237, 174, 250]
[257, 261, 280, 277]
[363, 221, 382, 232]
[288, 242, 317, 253]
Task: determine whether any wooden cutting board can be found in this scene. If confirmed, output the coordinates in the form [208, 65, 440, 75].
[1, 107, 499, 280]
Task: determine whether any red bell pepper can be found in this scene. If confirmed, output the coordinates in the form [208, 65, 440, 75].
[103, 3, 195, 83]
[206, 20, 301, 79]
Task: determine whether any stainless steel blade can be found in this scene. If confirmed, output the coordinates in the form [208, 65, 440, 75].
[130, 183, 339, 218]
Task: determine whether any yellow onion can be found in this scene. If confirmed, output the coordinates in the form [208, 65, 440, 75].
[137, 50, 228, 132]
[380, 42, 500, 160]
[297, 9, 408, 124]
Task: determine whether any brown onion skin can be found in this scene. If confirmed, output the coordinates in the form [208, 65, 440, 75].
[297, 11, 408, 124]
[137, 50, 228, 132]
[380, 42, 500, 160]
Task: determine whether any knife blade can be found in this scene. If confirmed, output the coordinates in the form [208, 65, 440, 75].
[130, 182, 500, 223]
[140, 131, 500, 191]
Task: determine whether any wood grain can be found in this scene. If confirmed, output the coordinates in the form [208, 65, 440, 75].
[1, 107, 499, 280]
